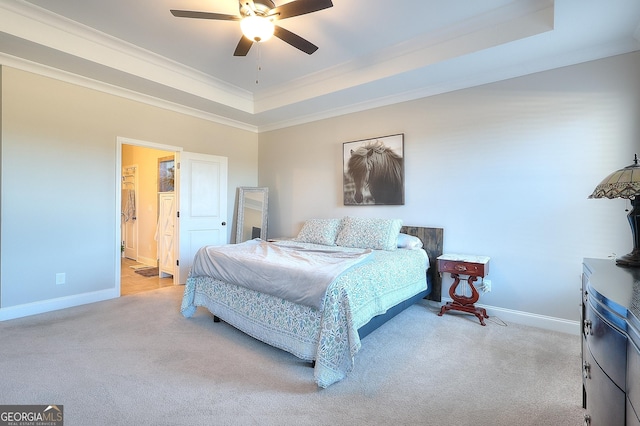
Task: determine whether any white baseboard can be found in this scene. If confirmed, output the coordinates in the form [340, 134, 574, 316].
[440, 298, 580, 335]
[0, 289, 119, 321]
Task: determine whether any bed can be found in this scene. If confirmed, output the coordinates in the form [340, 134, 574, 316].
[181, 217, 443, 388]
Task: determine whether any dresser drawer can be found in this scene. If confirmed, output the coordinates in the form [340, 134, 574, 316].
[628, 338, 640, 420]
[628, 398, 640, 426]
[582, 335, 588, 409]
[585, 300, 627, 390]
[583, 347, 625, 426]
[437, 260, 486, 276]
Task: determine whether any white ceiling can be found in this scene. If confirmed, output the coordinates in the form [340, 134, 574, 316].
[1, 0, 639, 132]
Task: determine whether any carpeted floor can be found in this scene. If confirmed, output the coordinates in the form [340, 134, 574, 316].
[0, 286, 584, 426]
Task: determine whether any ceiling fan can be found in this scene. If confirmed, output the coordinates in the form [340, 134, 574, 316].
[170, 0, 333, 56]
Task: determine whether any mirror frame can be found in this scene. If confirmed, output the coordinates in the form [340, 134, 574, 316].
[235, 186, 269, 243]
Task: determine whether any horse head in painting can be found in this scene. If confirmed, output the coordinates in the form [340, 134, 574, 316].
[347, 140, 403, 204]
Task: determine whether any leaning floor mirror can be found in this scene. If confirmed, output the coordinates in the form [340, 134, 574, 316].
[235, 187, 268, 243]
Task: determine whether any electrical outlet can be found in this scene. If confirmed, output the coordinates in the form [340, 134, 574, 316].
[483, 279, 491, 293]
[55, 273, 66, 285]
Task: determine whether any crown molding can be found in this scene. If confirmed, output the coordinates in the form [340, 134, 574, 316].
[0, 0, 255, 113]
[0, 51, 259, 133]
[256, 38, 640, 133]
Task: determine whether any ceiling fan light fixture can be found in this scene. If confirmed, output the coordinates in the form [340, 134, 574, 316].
[240, 15, 275, 42]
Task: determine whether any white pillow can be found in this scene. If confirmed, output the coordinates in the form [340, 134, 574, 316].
[335, 217, 403, 250]
[397, 233, 423, 249]
[294, 218, 342, 246]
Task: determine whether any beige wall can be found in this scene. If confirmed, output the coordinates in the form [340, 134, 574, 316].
[2, 51, 639, 328]
[259, 52, 640, 326]
[0, 66, 257, 313]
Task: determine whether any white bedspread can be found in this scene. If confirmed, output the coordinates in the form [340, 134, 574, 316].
[189, 239, 372, 309]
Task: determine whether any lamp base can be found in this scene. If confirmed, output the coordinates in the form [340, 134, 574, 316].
[616, 250, 640, 267]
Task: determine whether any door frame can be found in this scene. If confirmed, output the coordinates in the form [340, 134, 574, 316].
[115, 137, 183, 294]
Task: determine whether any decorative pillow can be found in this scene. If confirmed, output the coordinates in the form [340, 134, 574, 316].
[397, 233, 423, 249]
[294, 218, 342, 246]
[335, 217, 403, 250]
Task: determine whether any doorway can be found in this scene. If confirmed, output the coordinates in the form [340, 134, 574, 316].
[119, 139, 178, 296]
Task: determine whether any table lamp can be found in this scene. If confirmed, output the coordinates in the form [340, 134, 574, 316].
[589, 154, 640, 267]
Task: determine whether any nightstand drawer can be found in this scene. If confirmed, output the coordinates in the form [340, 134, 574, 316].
[438, 260, 486, 276]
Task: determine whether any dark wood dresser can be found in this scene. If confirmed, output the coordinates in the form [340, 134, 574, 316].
[582, 258, 640, 425]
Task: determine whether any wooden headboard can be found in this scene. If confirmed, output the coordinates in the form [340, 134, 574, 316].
[400, 226, 443, 302]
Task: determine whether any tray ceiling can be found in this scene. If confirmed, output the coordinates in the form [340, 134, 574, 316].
[1, 0, 639, 131]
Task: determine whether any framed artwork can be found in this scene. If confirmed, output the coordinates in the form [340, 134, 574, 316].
[343, 134, 404, 205]
[158, 156, 175, 192]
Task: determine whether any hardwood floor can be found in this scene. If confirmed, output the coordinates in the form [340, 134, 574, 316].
[121, 257, 174, 296]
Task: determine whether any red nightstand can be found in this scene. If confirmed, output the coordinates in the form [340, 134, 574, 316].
[437, 254, 490, 326]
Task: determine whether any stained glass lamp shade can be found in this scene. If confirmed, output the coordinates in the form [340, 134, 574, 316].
[589, 154, 640, 267]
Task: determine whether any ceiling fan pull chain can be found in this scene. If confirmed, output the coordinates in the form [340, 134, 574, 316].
[255, 44, 262, 84]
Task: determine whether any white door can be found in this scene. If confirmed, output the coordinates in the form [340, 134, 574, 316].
[158, 192, 176, 278]
[176, 152, 228, 284]
[122, 165, 138, 260]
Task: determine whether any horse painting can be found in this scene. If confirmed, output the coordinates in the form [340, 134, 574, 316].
[344, 137, 404, 205]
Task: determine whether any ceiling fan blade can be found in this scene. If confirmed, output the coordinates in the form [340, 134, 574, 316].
[170, 10, 239, 21]
[273, 25, 318, 55]
[269, 0, 333, 20]
[233, 36, 254, 56]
